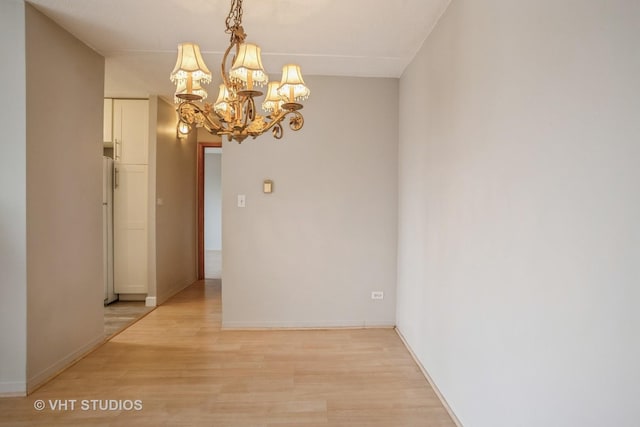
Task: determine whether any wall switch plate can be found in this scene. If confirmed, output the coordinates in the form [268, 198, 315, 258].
[237, 194, 246, 208]
[371, 291, 384, 300]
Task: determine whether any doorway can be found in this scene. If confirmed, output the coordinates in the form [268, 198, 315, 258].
[197, 141, 223, 279]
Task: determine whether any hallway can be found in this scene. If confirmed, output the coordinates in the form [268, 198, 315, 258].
[0, 280, 455, 426]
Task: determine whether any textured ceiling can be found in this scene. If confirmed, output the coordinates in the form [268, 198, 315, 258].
[27, 0, 451, 99]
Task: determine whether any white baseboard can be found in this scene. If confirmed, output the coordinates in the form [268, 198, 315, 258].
[118, 293, 146, 301]
[222, 320, 395, 330]
[145, 296, 157, 307]
[395, 327, 463, 427]
[27, 334, 105, 394]
[0, 381, 26, 397]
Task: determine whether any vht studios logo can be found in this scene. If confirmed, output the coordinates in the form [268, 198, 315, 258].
[33, 399, 143, 411]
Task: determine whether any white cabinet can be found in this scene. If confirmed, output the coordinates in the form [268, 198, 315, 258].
[114, 164, 148, 294]
[103, 98, 113, 145]
[109, 98, 150, 296]
[113, 99, 149, 165]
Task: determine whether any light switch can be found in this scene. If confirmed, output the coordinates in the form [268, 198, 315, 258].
[237, 194, 246, 208]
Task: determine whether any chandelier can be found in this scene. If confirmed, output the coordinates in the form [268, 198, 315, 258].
[170, 0, 310, 143]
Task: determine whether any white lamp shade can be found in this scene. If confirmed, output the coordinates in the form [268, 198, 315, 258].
[170, 42, 212, 84]
[214, 84, 233, 116]
[229, 43, 268, 89]
[278, 64, 310, 102]
[262, 82, 284, 113]
[174, 78, 208, 103]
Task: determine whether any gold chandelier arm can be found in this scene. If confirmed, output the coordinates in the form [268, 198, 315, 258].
[243, 96, 256, 128]
[220, 4, 246, 89]
[220, 41, 236, 89]
[246, 109, 305, 138]
[200, 112, 224, 133]
[177, 101, 224, 134]
[271, 122, 284, 139]
[289, 110, 304, 131]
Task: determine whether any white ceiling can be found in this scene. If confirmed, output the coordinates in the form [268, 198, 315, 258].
[27, 0, 450, 99]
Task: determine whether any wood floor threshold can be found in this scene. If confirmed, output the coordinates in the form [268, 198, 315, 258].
[27, 306, 157, 396]
[104, 305, 157, 341]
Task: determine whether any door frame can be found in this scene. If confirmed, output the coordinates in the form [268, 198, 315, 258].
[197, 141, 223, 280]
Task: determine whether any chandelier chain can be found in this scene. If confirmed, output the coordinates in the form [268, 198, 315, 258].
[225, 0, 244, 35]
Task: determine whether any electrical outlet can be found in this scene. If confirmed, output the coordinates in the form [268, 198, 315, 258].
[371, 291, 384, 300]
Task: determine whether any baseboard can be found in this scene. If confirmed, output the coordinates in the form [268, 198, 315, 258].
[222, 320, 396, 330]
[27, 334, 105, 394]
[0, 382, 26, 397]
[394, 327, 463, 427]
[145, 296, 157, 307]
[118, 293, 146, 302]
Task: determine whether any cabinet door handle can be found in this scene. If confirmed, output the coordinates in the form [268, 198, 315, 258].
[114, 167, 119, 189]
[115, 138, 121, 161]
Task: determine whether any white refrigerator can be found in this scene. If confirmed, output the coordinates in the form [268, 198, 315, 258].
[103, 156, 117, 304]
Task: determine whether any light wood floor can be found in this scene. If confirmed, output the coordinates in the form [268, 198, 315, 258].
[0, 280, 456, 426]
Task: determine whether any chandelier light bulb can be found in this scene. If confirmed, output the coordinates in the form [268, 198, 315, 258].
[174, 78, 208, 104]
[262, 82, 284, 114]
[214, 84, 234, 117]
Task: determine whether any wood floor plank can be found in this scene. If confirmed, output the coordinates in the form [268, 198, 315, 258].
[0, 280, 456, 426]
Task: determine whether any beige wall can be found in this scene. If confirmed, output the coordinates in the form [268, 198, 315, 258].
[25, 4, 105, 391]
[0, 0, 27, 395]
[222, 75, 398, 328]
[396, 1, 640, 426]
[154, 97, 197, 304]
[197, 127, 222, 144]
[204, 153, 222, 251]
